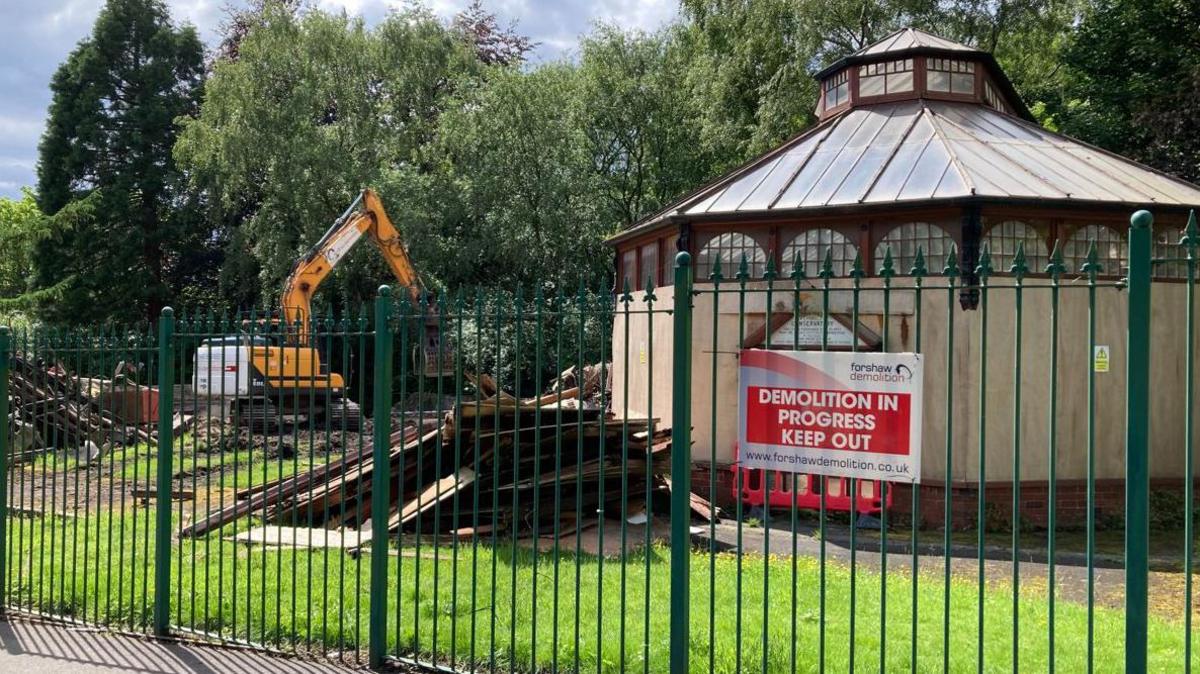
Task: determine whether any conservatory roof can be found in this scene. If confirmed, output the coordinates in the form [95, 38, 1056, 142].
[610, 98, 1200, 243]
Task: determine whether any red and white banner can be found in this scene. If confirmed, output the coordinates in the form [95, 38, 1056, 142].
[738, 350, 923, 483]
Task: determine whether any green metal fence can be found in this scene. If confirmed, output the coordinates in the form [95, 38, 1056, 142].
[0, 209, 1194, 672]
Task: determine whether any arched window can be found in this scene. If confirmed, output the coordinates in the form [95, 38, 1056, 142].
[1154, 227, 1187, 279]
[695, 232, 767, 280]
[781, 229, 859, 278]
[984, 221, 1049, 274]
[873, 222, 954, 274]
[1063, 225, 1125, 276]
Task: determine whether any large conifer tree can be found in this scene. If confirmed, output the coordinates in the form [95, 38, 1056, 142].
[35, 0, 204, 324]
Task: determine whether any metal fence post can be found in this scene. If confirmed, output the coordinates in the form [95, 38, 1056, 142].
[369, 286, 394, 669]
[154, 307, 175, 637]
[1126, 210, 1152, 672]
[0, 326, 9, 614]
[669, 252, 694, 674]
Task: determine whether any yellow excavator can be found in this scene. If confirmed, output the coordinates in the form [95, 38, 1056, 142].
[193, 189, 445, 430]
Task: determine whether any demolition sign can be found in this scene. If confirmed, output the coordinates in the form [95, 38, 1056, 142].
[738, 350, 923, 483]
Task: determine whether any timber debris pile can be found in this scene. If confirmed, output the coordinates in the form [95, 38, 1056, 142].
[181, 363, 719, 543]
[5, 355, 163, 462]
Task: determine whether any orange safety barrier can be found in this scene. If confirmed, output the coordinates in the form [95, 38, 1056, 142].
[730, 446, 890, 514]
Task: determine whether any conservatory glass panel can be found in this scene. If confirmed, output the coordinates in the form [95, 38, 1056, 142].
[696, 232, 767, 280]
[781, 229, 860, 278]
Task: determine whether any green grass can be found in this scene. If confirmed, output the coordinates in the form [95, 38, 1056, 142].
[16, 441, 344, 496]
[6, 511, 1199, 672]
[108, 444, 341, 491]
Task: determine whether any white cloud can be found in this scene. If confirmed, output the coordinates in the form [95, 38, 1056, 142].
[0, 117, 42, 140]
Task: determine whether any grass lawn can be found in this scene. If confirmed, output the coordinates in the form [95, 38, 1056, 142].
[4, 509, 1198, 673]
[17, 441, 347, 509]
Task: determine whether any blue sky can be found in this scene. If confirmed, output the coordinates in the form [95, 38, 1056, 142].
[0, 0, 679, 199]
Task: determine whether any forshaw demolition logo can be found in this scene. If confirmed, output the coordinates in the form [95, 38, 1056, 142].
[849, 361, 914, 383]
[738, 349, 924, 483]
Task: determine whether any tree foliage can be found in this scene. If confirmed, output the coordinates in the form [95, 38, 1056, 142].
[1055, 0, 1200, 182]
[452, 0, 535, 66]
[24, 0, 1200, 325]
[33, 0, 206, 324]
[0, 189, 48, 318]
[176, 3, 480, 308]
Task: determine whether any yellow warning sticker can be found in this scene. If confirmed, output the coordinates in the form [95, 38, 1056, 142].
[1093, 345, 1110, 373]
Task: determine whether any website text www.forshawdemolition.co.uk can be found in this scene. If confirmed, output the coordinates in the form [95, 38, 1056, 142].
[741, 449, 911, 475]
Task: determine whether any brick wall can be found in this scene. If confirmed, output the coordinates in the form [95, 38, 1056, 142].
[690, 461, 1194, 531]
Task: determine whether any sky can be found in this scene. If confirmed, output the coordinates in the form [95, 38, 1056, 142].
[0, 0, 679, 200]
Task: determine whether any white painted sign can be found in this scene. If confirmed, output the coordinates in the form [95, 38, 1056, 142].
[738, 350, 923, 483]
[769, 314, 865, 349]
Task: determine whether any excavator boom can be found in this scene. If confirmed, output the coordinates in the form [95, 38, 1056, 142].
[282, 189, 422, 342]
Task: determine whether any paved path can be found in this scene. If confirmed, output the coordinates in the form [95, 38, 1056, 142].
[0, 618, 361, 673]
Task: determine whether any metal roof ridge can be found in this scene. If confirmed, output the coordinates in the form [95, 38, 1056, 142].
[858, 27, 908, 55]
[948, 102, 1189, 203]
[820, 104, 906, 206]
[921, 100, 976, 196]
[761, 116, 842, 210]
[614, 114, 846, 234]
[857, 103, 925, 202]
[785, 108, 873, 207]
[928, 102, 1072, 199]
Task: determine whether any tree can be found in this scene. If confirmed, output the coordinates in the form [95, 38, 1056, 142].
[452, 0, 535, 66]
[34, 0, 206, 324]
[577, 26, 707, 229]
[213, 0, 302, 66]
[176, 4, 480, 308]
[677, 0, 1078, 164]
[393, 65, 604, 287]
[1055, 0, 1200, 182]
[0, 189, 48, 319]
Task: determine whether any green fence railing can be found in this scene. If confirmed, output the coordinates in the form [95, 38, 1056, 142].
[0, 210, 1195, 672]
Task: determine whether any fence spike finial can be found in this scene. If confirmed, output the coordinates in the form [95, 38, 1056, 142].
[1081, 239, 1102, 278]
[976, 241, 993, 278]
[1046, 239, 1066, 278]
[911, 245, 927, 278]
[849, 248, 865, 279]
[710, 256, 724, 283]
[819, 247, 835, 280]
[620, 279, 633, 305]
[1010, 240, 1029, 279]
[736, 252, 750, 283]
[788, 253, 804, 284]
[880, 245, 896, 279]
[943, 244, 960, 278]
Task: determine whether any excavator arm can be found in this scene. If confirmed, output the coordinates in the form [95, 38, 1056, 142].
[282, 189, 422, 343]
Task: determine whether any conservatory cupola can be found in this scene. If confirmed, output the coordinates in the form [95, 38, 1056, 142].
[814, 27, 1027, 121]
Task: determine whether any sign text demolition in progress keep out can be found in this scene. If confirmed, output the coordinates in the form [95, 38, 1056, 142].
[738, 350, 924, 483]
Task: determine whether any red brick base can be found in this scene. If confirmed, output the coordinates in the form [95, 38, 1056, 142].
[689, 462, 1193, 531]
